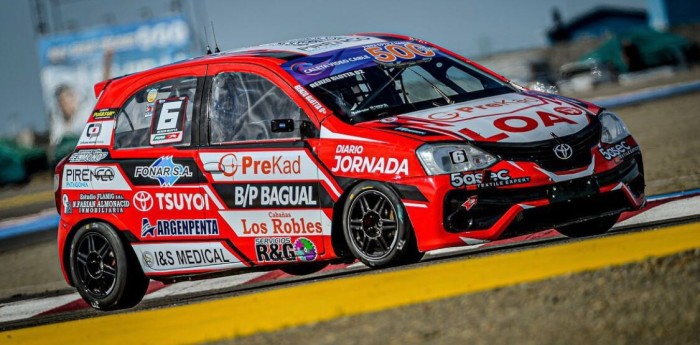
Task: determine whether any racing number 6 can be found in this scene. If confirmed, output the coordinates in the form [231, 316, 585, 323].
[155, 100, 183, 132]
[364, 43, 436, 63]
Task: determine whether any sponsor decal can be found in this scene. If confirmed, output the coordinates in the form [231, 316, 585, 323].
[134, 156, 193, 187]
[145, 104, 154, 117]
[598, 140, 639, 161]
[92, 108, 117, 120]
[201, 151, 319, 182]
[217, 153, 239, 177]
[553, 106, 584, 115]
[332, 144, 408, 175]
[77, 121, 113, 146]
[289, 57, 370, 77]
[62, 194, 72, 214]
[132, 191, 154, 212]
[293, 85, 327, 114]
[62, 164, 131, 190]
[427, 98, 540, 118]
[154, 192, 210, 210]
[395, 95, 590, 143]
[141, 218, 219, 238]
[294, 237, 318, 262]
[230, 183, 317, 208]
[151, 132, 182, 143]
[450, 169, 531, 189]
[219, 209, 330, 238]
[462, 195, 478, 211]
[146, 88, 158, 103]
[331, 156, 408, 176]
[86, 123, 101, 137]
[134, 242, 241, 273]
[308, 69, 365, 88]
[393, 127, 429, 136]
[255, 237, 318, 263]
[214, 182, 328, 209]
[218, 153, 301, 177]
[264, 35, 373, 53]
[363, 42, 435, 63]
[282, 40, 436, 86]
[63, 166, 114, 187]
[68, 149, 109, 163]
[70, 193, 130, 214]
[150, 97, 187, 145]
[143, 248, 231, 269]
[241, 212, 321, 236]
[336, 144, 364, 154]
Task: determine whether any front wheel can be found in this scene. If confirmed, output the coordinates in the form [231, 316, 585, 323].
[555, 214, 620, 238]
[342, 181, 422, 268]
[69, 222, 149, 310]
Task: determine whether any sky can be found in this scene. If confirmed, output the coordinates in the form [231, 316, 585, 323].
[0, 0, 646, 137]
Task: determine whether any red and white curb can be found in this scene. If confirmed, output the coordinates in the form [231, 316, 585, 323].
[1, 191, 699, 325]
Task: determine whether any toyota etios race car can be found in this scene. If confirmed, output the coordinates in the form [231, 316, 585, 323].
[55, 33, 645, 310]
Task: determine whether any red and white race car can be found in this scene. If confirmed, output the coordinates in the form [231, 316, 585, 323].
[55, 33, 645, 310]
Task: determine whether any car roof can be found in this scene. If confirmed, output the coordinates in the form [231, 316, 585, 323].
[96, 33, 410, 97]
[227, 33, 402, 56]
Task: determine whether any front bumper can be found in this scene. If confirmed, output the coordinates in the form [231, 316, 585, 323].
[443, 155, 645, 241]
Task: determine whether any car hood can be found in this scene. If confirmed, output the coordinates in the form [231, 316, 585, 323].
[356, 92, 596, 144]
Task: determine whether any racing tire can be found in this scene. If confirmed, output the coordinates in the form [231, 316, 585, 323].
[280, 262, 329, 276]
[555, 214, 620, 238]
[69, 222, 149, 311]
[342, 181, 423, 268]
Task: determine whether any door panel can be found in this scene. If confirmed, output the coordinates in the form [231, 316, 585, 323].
[201, 64, 330, 266]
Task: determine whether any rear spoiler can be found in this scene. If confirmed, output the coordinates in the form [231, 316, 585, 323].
[93, 79, 112, 98]
[93, 73, 130, 98]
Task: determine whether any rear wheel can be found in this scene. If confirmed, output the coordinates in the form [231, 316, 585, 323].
[555, 214, 620, 238]
[342, 181, 422, 268]
[69, 222, 149, 310]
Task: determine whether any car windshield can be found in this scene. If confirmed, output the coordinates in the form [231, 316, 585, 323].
[283, 42, 514, 123]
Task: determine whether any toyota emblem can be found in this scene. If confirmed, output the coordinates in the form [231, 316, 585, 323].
[133, 191, 154, 212]
[553, 143, 573, 160]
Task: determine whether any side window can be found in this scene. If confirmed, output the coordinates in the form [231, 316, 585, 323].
[114, 77, 197, 149]
[209, 72, 305, 144]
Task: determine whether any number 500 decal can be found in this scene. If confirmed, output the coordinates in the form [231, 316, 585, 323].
[364, 43, 435, 63]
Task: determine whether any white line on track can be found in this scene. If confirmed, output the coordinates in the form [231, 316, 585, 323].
[144, 272, 267, 300]
[0, 293, 80, 323]
[616, 195, 700, 227]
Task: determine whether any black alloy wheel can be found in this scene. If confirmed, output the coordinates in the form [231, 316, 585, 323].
[70, 222, 149, 310]
[342, 181, 422, 268]
[74, 231, 118, 299]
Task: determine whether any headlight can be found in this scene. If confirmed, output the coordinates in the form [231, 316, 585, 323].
[599, 111, 631, 144]
[416, 143, 497, 175]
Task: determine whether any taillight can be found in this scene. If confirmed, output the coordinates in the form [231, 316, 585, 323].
[54, 155, 69, 214]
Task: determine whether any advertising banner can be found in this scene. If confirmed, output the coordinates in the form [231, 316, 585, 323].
[37, 15, 194, 150]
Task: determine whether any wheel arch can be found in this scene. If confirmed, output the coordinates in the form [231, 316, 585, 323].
[329, 179, 420, 260]
[62, 218, 139, 287]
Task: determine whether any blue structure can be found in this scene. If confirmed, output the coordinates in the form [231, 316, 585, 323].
[548, 7, 648, 44]
[648, 0, 700, 30]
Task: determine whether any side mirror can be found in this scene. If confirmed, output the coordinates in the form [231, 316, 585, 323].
[300, 121, 317, 139]
[271, 119, 294, 132]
